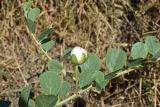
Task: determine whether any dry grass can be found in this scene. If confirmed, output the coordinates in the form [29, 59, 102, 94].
[0, 0, 160, 107]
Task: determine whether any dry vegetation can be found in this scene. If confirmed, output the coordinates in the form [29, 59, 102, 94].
[0, 0, 160, 107]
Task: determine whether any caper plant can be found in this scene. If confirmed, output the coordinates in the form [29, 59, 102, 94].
[19, 1, 160, 107]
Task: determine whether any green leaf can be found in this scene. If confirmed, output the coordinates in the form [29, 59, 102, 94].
[80, 53, 100, 72]
[79, 53, 100, 88]
[131, 42, 148, 59]
[38, 28, 54, 42]
[41, 39, 54, 52]
[39, 71, 61, 95]
[28, 99, 35, 107]
[35, 95, 57, 107]
[58, 81, 70, 99]
[22, 1, 32, 12]
[95, 71, 108, 90]
[28, 8, 40, 22]
[152, 48, 160, 59]
[128, 58, 146, 68]
[26, 18, 36, 33]
[145, 36, 160, 55]
[79, 70, 98, 88]
[60, 48, 72, 61]
[106, 48, 127, 72]
[47, 60, 62, 74]
[19, 86, 32, 107]
[104, 70, 122, 82]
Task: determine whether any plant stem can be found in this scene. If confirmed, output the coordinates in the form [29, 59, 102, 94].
[75, 65, 79, 90]
[30, 33, 52, 60]
[54, 85, 92, 107]
[105, 68, 135, 81]
[54, 60, 158, 106]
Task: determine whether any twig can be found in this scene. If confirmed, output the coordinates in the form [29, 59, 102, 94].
[108, 102, 134, 107]
[0, 88, 22, 96]
[100, 91, 105, 107]
[154, 73, 157, 107]
[139, 78, 143, 106]
[15, 58, 29, 86]
[54, 85, 92, 107]
[11, 46, 29, 86]
[123, 14, 141, 40]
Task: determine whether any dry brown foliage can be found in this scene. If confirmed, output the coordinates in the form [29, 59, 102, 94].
[0, 0, 160, 107]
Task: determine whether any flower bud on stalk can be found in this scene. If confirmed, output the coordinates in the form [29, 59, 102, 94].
[70, 47, 88, 65]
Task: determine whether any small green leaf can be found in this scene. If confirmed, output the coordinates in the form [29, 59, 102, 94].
[28, 99, 35, 107]
[58, 81, 70, 99]
[106, 48, 127, 72]
[79, 53, 100, 88]
[105, 70, 121, 82]
[128, 58, 146, 68]
[152, 48, 160, 59]
[60, 48, 72, 61]
[95, 71, 108, 90]
[145, 36, 160, 55]
[19, 86, 32, 107]
[41, 39, 54, 52]
[26, 18, 36, 33]
[47, 60, 62, 74]
[131, 42, 148, 59]
[22, 1, 32, 12]
[79, 70, 98, 88]
[35, 95, 57, 107]
[80, 53, 100, 72]
[38, 28, 54, 42]
[28, 8, 40, 22]
[39, 71, 61, 95]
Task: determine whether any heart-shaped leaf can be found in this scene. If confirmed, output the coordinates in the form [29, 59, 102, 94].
[80, 53, 100, 72]
[35, 95, 57, 107]
[39, 71, 61, 95]
[28, 8, 40, 22]
[22, 1, 32, 12]
[145, 36, 160, 55]
[41, 39, 54, 52]
[131, 42, 148, 59]
[79, 53, 100, 88]
[106, 48, 127, 72]
[95, 71, 108, 90]
[38, 28, 54, 42]
[28, 99, 35, 107]
[58, 81, 70, 99]
[47, 60, 62, 74]
[152, 48, 160, 59]
[26, 18, 36, 33]
[79, 70, 98, 88]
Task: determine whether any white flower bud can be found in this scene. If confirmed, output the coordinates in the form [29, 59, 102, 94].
[70, 47, 88, 65]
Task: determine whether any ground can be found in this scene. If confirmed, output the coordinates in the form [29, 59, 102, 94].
[0, 0, 160, 107]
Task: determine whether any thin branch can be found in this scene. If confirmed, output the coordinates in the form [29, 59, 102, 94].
[30, 33, 52, 60]
[54, 85, 92, 107]
[12, 46, 29, 86]
[154, 73, 157, 107]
